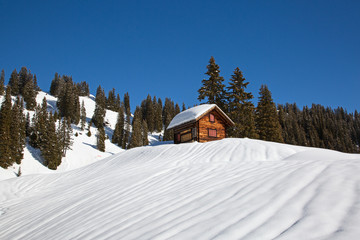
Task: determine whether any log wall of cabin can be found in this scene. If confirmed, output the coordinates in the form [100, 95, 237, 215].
[173, 122, 197, 144]
[198, 110, 227, 143]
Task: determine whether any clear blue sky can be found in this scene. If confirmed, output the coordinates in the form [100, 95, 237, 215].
[0, 0, 359, 112]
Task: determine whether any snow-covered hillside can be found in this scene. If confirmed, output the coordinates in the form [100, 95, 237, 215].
[0, 91, 124, 180]
[1, 138, 360, 239]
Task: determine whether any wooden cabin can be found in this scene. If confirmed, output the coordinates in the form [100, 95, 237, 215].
[167, 104, 234, 144]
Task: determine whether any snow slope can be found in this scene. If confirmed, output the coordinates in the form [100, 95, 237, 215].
[1, 138, 360, 240]
[0, 91, 124, 180]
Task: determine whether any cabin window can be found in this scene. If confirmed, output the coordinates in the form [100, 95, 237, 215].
[181, 133, 192, 142]
[208, 129, 217, 137]
[176, 133, 181, 142]
[209, 113, 215, 122]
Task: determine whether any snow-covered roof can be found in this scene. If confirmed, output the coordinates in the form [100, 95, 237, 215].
[167, 104, 216, 130]
[167, 104, 234, 130]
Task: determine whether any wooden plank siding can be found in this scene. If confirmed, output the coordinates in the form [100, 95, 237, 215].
[198, 110, 227, 143]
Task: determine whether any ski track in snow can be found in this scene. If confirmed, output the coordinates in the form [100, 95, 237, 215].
[1, 138, 360, 240]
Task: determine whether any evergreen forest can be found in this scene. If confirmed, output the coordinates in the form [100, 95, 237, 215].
[0, 62, 359, 170]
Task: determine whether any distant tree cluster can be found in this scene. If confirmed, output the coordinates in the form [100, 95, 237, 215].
[278, 103, 360, 153]
[198, 57, 360, 153]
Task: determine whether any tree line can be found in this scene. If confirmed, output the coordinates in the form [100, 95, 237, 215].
[197, 56, 360, 153]
[1, 61, 358, 171]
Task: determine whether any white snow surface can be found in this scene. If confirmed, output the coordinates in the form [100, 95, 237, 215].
[1, 138, 360, 240]
[167, 104, 216, 129]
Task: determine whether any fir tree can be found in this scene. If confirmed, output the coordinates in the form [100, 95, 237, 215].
[80, 100, 86, 130]
[182, 102, 186, 112]
[163, 98, 175, 141]
[0, 69, 5, 95]
[9, 69, 19, 96]
[154, 97, 163, 132]
[96, 126, 106, 152]
[58, 117, 73, 156]
[255, 85, 283, 143]
[142, 119, 149, 146]
[145, 94, 155, 132]
[92, 85, 106, 128]
[198, 56, 226, 110]
[50, 73, 64, 96]
[22, 75, 37, 110]
[226, 67, 257, 138]
[0, 87, 13, 168]
[129, 107, 142, 148]
[10, 97, 26, 164]
[43, 113, 62, 170]
[112, 105, 125, 147]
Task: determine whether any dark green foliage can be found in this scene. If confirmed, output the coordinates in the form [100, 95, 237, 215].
[112, 105, 125, 147]
[58, 117, 73, 157]
[96, 126, 106, 152]
[57, 77, 80, 124]
[25, 112, 31, 137]
[278, 103, 360, 153]
[22, 75, 37, 110]
[226, 67, 257, 138]
[33, 74, 41, 92]
[0, 69, 5, 95]
[0, 87, 13, 168]
[198, 56, 226, 110]
[124, 92, 130, 114]
[154, 97, 163, 132]
[80, 100, 86, 130]
[255, 85, 283, 143]
[106, 88, 119, 111]
[50, 73, 64, 96]
[10, 97, 26, 164]
[144, 94, 155, 132]
[129, 107, 143, 148]
[182, 102, 186, 112]
[142, 120, 149, 146]
[9, 69, 20, 96]
[76, 81, 90, 96]
[92, 85, 106, 128]
[42, 113, 62, 170]
[163, 98, 175, 141]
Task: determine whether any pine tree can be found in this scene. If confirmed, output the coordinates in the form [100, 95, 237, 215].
[163, 98, 175, 141]
[154, 97, 163, 132]
[10, 97, 26, 164]
[0, 87, 13, 168]
[92, 85, 106, 128]
[145, 94, 155, 132]
[96, 126, 106, 152]
[255, 85, 283, 143]
[0, 69, 5, 95]
[9, 69, 19, 96]
[50, 73, 64, 96]
[226, 67, 257, 138]
[33, 74, 41, 92]
[43, 113, 62, 170]
[57, 80, 80, 124]
[198, 56, 226, 110]
[106, 88, 116, 110]
[142, 120, 149, 146]
[58, 117, 73, 156]
[182, 102, 186, 112]
[80, 100, 86, 130]
[129, 107, 142, 148]
[112, 105, 125, 147]
[22, 75, 37, 110]
[124, 92, 130, 114]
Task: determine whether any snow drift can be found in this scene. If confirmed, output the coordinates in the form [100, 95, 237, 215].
[1, 138, 360, 240]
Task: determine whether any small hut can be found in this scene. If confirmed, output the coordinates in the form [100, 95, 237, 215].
[167, 104, 234, 144]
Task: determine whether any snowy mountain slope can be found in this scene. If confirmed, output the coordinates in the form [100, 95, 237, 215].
[0, 91, 124, 180]
[1, 138, 360, 240]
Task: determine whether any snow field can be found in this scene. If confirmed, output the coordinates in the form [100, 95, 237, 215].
[1, 138, 360, 239]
